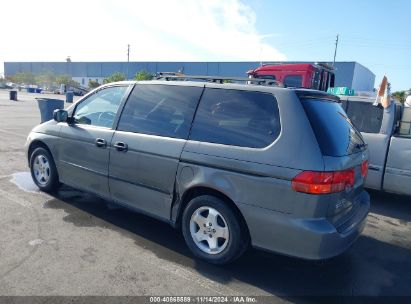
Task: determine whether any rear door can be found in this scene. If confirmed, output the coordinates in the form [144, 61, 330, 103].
[383, 136, 411, 195]
[345, 100, 392, 190]
[383, 110, 411, 195]
[108, 83, 204, 220]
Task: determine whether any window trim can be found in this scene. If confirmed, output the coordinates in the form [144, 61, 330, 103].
[69, 84, 133, 130]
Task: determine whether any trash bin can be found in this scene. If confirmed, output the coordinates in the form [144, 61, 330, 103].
[36, 98, 64, 123]
[9, 90, 18, 101]
[66, 91, 74, 103]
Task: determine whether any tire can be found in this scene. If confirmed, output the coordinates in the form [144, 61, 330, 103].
[30, 147, 60, 192]
[181, 195, 248, 265]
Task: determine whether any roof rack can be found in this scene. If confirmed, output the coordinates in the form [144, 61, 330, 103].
[155, 74, 283, 87]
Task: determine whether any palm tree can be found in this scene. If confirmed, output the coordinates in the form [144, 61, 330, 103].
[392, 91, 406, 103]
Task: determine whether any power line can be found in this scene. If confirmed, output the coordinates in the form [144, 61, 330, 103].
[343, 35, 411, 43]
[272, 34, 410, 51]
[273, 36, 335, 49]
[340, 42, 411, 50]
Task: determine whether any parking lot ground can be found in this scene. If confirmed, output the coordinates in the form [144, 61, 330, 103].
[0, 90, 410, 300]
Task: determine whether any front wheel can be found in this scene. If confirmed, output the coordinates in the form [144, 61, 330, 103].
[30, 147, 60, 192]
[182, 195, 248, 265]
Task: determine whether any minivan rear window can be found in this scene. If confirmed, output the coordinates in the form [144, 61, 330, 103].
[301, 98, 366, 157]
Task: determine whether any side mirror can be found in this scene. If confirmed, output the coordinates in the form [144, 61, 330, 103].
[53, 109, 68, 123]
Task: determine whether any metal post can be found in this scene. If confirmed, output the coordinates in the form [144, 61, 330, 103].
[127, 44, 130, 80]
[259, 45, 263, 67]
[333, 34, 339, 67]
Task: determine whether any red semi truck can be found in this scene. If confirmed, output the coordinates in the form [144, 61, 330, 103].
[247, 63, 335, 92]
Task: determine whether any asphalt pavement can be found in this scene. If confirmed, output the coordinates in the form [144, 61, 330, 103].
[0, 89, 410, 301]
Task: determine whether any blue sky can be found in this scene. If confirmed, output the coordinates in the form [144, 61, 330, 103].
[248, 0, 410, 91]
[1, 0, 410, 91]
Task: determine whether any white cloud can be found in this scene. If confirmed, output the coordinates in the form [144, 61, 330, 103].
[101, 0, 286, 61]
[1, 0, 286, 74]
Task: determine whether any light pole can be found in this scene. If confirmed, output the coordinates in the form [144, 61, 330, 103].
[127, 44, 130, 80]
[65, 56, 72, 93]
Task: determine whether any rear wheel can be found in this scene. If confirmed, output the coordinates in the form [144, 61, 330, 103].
[30, 147, 59, 192]
[182, 195, 248, 265]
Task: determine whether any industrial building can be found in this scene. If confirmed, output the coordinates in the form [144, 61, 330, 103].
[4, 61, 375, 91]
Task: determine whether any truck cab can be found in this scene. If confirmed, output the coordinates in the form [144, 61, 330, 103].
[247, 63, 335, 91]
[339, 95, 411, 196]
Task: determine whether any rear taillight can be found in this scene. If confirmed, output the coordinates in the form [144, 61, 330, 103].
[292, 169, 355, 194]
[361, 160, 369, 178]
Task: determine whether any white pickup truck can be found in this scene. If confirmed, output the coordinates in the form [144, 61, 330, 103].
[339, 95, 411, 196]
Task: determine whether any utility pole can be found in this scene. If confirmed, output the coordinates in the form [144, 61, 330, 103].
[333, 34, 339, 67]
[126, 44, 130, 80]
[66, 56, 71, 74]
[259, 45, 263, 67]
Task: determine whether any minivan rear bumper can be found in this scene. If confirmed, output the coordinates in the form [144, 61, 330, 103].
[238, 190, 370, 260]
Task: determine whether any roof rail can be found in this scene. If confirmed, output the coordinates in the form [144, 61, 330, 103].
[155, 74, 283, 87]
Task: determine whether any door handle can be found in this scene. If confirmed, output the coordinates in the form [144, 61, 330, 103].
[113, 141, 128, 152]
[95, 138, 107, 148]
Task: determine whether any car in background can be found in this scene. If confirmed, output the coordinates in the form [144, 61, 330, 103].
[54, 84, 88, 96]
[0, 82, 14, 89]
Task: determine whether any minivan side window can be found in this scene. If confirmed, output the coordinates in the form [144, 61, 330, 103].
[190, 88, 281, 148]
[73, 86, 128, 128]
[345, 101, 383, 133]
[117, 84, 203, 139]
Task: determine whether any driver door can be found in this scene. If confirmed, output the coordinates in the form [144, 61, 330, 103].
[57, 85, 131, 198]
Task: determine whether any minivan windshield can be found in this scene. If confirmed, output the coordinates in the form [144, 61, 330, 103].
[301, 98, 366, 157]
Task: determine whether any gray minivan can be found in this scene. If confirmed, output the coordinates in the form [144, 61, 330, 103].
[25, 77, 370, 264]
